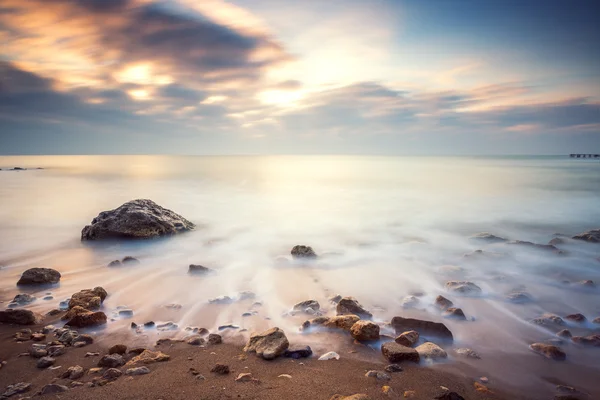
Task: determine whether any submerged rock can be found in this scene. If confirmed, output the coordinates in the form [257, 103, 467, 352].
[125, 350, 170, 366]
[350, 320, 380, 341]
[336, 297, 372, 319]
[415, 342, 447, 360]
[68, 287, 108, 310]
[505, 291, 533, 304]
[556, 329, 572, 338]
[395, 331, 419, 347]
[291, 245, 317, 259]
[381, 342, 420, 363]
[455, 348, 481, 359]
[434, 295, 453, 310]
[188, 264, 214, 274]
[532, 313, 565, 327]
[12, 294, 36, 304]
[17, 268, 61, 285]
[324, 315, 361, 331]
[443, 307, 466, 320]
[469, 232, 508, 243]
[445, 281, 482, 295]
[81, 199, 195, 240]
[565, 313, 586, 323]
[507, 240, 558, 252]
[243, 327, 289, 360]
[571, 335, 600, 347]
[293, 300, 320, 313]
[391, 316, 453, 341]
[530, 343, 566, 360]
[572, 229, 600, 243]
[0, 309, 41, 325]
[400, 295, 420, 309]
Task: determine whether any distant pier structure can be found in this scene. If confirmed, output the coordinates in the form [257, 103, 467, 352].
[569, 154, 600, 158]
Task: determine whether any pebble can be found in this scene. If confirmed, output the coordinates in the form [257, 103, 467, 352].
[278, 374, 292, 379]
[40, 384, 68, 395]
[384, 364, 403, 373]
[365, 370, 391, 381]
[480, 376, 489, 383]
[318, 351, 340, 361]
[37, 356, 56, 369]
[102, 368, 123, 381]
[85, 352, 100, 357]
[210, 364, 230, 375]
[235, 373, 253, 382]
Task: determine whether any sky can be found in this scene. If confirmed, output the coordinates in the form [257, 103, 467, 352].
[0, 0, 599, 155]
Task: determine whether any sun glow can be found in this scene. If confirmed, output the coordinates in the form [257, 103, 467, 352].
[258, 90, 303, 106]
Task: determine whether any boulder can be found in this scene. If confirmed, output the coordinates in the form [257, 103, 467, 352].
[324, 315, 361, 331]
[81, 199, 194, 240]
[293, 300, 320, 313]
[68, 287, 108, 310]
[469, 232, 508, 243]
[17, 268, 61, 285]
[529, 343, 566, 360]
[571, 335, 600, 347]
[391, 317, 453, 341]
[532, 313, 565, 327]
[556, 329, 572, 338]
[395, 331, 419, 347]
[63, 306, 107, 328]
[381, 342, 420, 363]
[415, 342, 447, 360]
[565, 313, 586, 323]
[336, 297, 372, 319]
[98, 354, 125, 368]
[445, 281, 482, 295]
[350, 320, 380, 341]
[434, 295, 453, 310]
[243, 327, 289, 360]
[291, 245, 317, 259]
[443, 307, 466, 320]
[283, 345, 312, 359]
[0, 309, 41, 325]
[572, 229, 600, 243]
[188, 264, 214, 274]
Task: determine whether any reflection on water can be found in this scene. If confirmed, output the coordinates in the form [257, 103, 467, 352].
[0, 155, 599, 398]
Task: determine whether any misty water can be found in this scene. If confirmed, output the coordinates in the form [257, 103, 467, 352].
[1, 155, 599, 397]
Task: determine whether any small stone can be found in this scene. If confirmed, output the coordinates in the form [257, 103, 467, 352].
[401, 295, 420, 308]
[126, 366, 150, 375]
[530, 343, 566, 360]
[41, 325, 55, 334]
[156, 321, 177, 330]
[40, 384, 68, 395]
[98, 354, 125, 368]
[474, 382, 491, 393]
[365, 370, 391, 381]
[278, 374, 292, 379]
[108, 260, 122, 267]
[381, 342, 420, 363]
[443, 307, 466, 320]
[329, 294, 342, 303]
[235, 372, 253, 382]
[415, 342, 447, 360]
[218, 324, 240, 331]
[243, 327, 289, 360]
[88, 367, 102, 374]
[29, 347, 48, 358]
[188, 264, 214, 274]
[293, 300, 320, 313]
[125, 350, 169, 366]
[532, 313, 565, 327]
[186, 335, 205, 345]
[480, 376, 489, 383]
[85, 352, 100, 357]
[291, 245, 317, 259]
[505, 291, 533, 303]
[395, 331, 419, 347]
[455, 348, 480, 359]
[324, 315, 361, 331]
[12, 293, 36, 304]
[102, 368, 123, 381]
[61, 365, 85, 380]
[404, 391, 416, 398]
[210, 364, 230, 374]
[31, 333, 46, 341]
[318, 351, 340, 361]
[37, 356, 56, 369]
[208, 333, 222, 345]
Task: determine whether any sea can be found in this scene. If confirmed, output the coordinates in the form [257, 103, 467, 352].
[0, 155, 599, 397]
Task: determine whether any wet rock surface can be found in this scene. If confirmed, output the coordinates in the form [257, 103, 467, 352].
[17, 268, 61, 285]
[434, 295, 453, 310]
[381, 342, 420, 363]
[530, 343, 566, 360]
[0, 309, 41, 325]
[395, 330, 419, 347]
[415, 342, 447, 360]
[243, 327, 289, 360]
[68, 287, 108, 310]
[81, 199, 195, 240]
[391, 316, 453, 341]
[63, 306, 107, 328]
[336, 297, 372, 319]
[443, 307, 466, 320]
[324, 315, 361, 331]
[350, 320, 380, 341]
[572, 229, 600, 243]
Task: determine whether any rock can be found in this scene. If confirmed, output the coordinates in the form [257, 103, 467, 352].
[16, 267, 61, 285]
[365, 370, 391, 381]
[156, 321, 177, 330]
[210, 364, 230, 374]
[415, 342, 447, 360]
[571, 335, 600, 346]
[443, 307, 466, 320]
[186, 335, 205, 345]
[557, 329, 572, 338]
[218, 324, 240, 331]
[125, 366, 150, 375]
[381, 342, 420, 363]
[395, 331, 419, 347]
[39, 384, 68, 395]
[14, 329, 31, 341]
[293, 300, 320, 313]
[283, 345, 312, 359]
[62, 365, 85, 380]
[0, 309, 41, 325]
[125, 350, 169, 366]
[532, 313, 565, 327]
[549, 237, 566, 246]
[47, 344, 66, 357]
[109, 344, 127, 355]
[455, 348, 481, 359]
[291, 245, 317, 259]
[318, 351, 340, 361]
[144, 321, 155, 328]
[188, 264, 214, 274]
[469, 232, 508, 243]
[445, 281, 482, 295]
[1, 382, 31, 398]
[81, 199, 195, 240]
[208, 334, 222, 345]
[63, 306, 107, 328]
[350, 320, 380, 341]
[29, 346, 48, 358]
[118, 309, 134, 317]
[336, 297, 372, 319]
[505, 291, 533, 303]
[329, 294, 342, 303]
[400, 295, 420, 309]
[507, 240, 558, 252]
[435, 392, 465, 400]
[384, 364, 403, 373]
[98, 354, 125, 368]
[12, 294, 36, 304]
[324, 315, 361, 331]
[565, 313, 586, 323]
[108, 260, 121, 267]
[578, 280, 595, 288]
[302, 316, 331, 330]
[530, 343, 566, 360]
[31, 333, 45, 342]
[68, 287, 107, 310]
[208, 295, 233, 304]
[391, 316, 453, 341]
[434, 295, 453, 310]
[330, 395, 369, 400]
[37, 356, 55, 368]
[572, 229, 600, 243]
[235, 373, 254, 382]
[593, 317, 600, 324]
[127, 348, 146, 355]
[244, 327, 289, 360]
[122, 256, 139, 264]
[102, 368, 123, 381]
[57, 329, 80, 345]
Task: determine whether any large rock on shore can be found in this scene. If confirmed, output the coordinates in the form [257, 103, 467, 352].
[572, 229, 600, 243]
[336, 297, 372, 319]
[0, 309, 42, 325]
[81, 199, 195, 240]
[243, 327, 289, 360]
[350, 320, 380, 341]
[68, 287, 108, 310]
[416, 342, 447, 360]
[395, 331, 419, 347]
[63, 306, 107, 328]
[17, 268, 61, 285]
[391, 317, 453, 341]
[381, 342, 420, 363]
[324, 315, 361, 331]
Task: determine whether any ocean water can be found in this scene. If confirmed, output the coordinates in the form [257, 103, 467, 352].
[1, 155, 599, 397]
